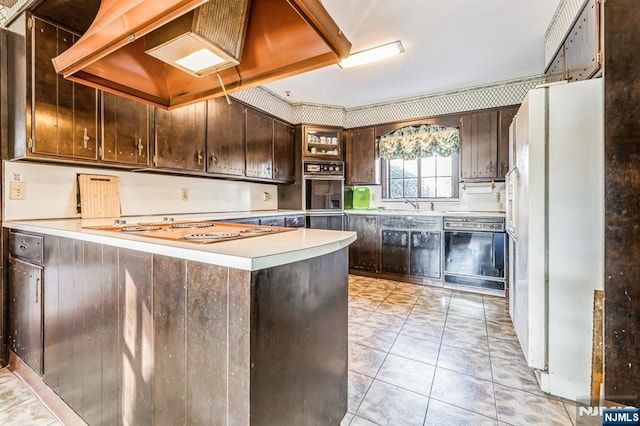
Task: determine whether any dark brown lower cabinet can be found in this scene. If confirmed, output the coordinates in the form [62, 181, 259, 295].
[380, 230, 411, 274]
[18, 233, 348, 425]
[7, 257, 43, 375]
[348, 215, 379, 271]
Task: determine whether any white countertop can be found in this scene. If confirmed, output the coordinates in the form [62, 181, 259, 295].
[344, 209, 505, 218]
[3, 210, 356, 271]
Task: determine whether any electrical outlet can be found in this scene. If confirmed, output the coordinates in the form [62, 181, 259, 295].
[263, 192, 270, 201]
[496, 191, 501, 202]
[180, 188, 189, 201]
[9, 182, 27, 200]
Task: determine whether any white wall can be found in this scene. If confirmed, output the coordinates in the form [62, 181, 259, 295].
[2, 161, 278, 221]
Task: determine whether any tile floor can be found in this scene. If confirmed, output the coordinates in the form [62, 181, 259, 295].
[343, 275, 577, 426]
[0, 368, 60, 425]
[0, 275, 578, 425]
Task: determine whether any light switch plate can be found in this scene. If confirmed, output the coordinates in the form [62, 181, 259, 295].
[9, 182, 27, 200]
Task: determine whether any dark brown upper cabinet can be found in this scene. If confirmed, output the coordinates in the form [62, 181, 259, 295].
[206, 97, 245, 177]
[154, 102, 207, 172]
[460, 110, 498, 180]
[498, 106, 519, 178]
[345, 127, 380, 185]
[273, 119, 295, 183]
[545, 0, 600, 82]
[27, 16, 97, 160]
[245, 108, 274, 180]
[101, 92, 150, 166]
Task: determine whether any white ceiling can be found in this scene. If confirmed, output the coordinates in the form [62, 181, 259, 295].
[263, 0, 561, 108]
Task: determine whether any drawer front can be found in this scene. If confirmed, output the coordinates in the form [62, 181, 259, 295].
[9, 231, 44, 264]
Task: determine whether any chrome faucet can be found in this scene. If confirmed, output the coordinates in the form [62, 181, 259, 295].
[404, 198, 420, 210]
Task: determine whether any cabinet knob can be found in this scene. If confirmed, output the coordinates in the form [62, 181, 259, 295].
[196, 150, 203, 165]
[210, 153, 218, 164]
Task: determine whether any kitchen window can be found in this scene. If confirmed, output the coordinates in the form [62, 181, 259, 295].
[384, 153, 459, 199]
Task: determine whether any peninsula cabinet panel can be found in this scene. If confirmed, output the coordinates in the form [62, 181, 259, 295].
[30, 17, 97, 160]
[245, 108, 273, 179]
[460, 111, 498, 180]
[186, 263, 233, 424]
[345, 127, 380, 185]
[273, 119, 295, 182]
[117, 248, 154, 425]
[101, 92, 150, 166]
[153, 256, 187, 425]
[154, 102, 207, 172]
[10, 231, 346, 425]
[207, 97, 245, 176]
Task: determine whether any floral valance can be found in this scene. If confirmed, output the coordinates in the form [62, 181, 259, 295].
[378, 124, 460, 160]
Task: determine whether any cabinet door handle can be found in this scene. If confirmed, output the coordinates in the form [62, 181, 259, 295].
[35, 277, 40, 304]
[137, 138, 144, 156]
[197, 150, 203, 165]
[83, 128, 90, 149]
[210, 153, 218, 164]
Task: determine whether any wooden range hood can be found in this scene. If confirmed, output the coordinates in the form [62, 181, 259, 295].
[51, 0, 351, 109]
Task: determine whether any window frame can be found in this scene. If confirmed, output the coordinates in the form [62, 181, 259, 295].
[382, 152, 460, 200]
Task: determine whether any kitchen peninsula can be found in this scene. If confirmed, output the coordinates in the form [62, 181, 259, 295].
[4, 214, 355, 425]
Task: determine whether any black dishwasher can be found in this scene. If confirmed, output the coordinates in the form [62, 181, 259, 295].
[379, 215, 442, 279]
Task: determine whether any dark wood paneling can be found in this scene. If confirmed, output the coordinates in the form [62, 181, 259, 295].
[101, 245, 119, 425]
[117, 248, 153, 424]
[273, 119, 295, 182]
[249, 249, 348, 426]
[153, 256, 187, 426]
[245, 108, 273, 179]
[228, 268, 251, 426]
[186, 263, 230, 424]
[82, 242, 103, 424]
[155, 102, 207, 172]
[54, 238, 75, 405]
[603, 0, 640, 407]
[70, 240, 84, 411]
[206, 97, 245, 176]
[43, 236, 60, 391]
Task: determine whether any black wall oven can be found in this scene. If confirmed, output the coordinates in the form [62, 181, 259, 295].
[303, 161, 345, 230]
[443, 216, 506, 296]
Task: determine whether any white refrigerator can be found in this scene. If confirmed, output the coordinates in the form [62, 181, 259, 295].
[505, 78, 604, 401]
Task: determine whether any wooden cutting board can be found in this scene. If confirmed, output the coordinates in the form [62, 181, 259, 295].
[78, 174, 122, 219]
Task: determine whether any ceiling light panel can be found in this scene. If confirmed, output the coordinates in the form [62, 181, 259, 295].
[339, 40, 404, 69]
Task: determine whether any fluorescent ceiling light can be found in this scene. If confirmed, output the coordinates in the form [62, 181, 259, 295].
[339, 41, 404, 69]
[175, 49, 225, 72]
